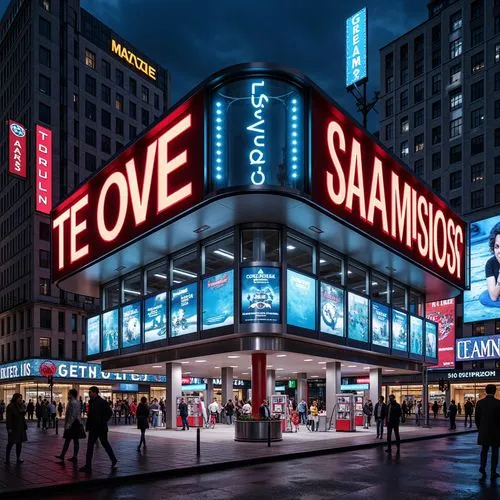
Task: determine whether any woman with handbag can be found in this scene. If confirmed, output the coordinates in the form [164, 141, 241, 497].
[5, 392, 27, 464]
[136, 396, 150, 452]
[56, 389, 85, 462]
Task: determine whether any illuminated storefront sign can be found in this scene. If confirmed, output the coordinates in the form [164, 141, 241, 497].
[111, 39, 156, 80]
[446, 370, 498, 380]
[35, 124, 52, 214]
[426, 298, 455, 369]
[456, 335, 500, 361]
[345, 7, 368, 88]
[8, 120, 27, 178]
[341, 383, 369, 391]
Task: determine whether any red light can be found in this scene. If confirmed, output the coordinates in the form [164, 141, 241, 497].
[35, 124, 52, 214]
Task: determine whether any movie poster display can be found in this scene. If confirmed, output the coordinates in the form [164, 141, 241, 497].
[102, 309, 119, 352]
[426, 321, 438, 358]
[241, 267, 280, 324]
[320, 283, 344, 336]
[372, 302, 390, 348]
[121, 302, 141, 348]
[287, 270, 316, 330]
[171, 283, 198, 337]
[426, 299, 455, 369]
[144, 292, 167, 343]
[202, 270, 234, 330]
[87, 316, 100, 356]
[392, 310, 408, 352]
[347, 292, 369, 342]
[410, 316, 423, 355]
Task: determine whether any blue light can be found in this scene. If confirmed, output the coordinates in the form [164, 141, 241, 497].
[292, 115, 297, 121]
[292, 140, 297, 145]
[216, 174, 222, 180]
[216, 151, 221, 156]
[292, 156, 297, 162]
[216, 110, 222, 115]
[216, 126, 221, 131]
[216, 102, 222, 108]
[292, 132, 297, 137]
[216, 166, 222, 171]
[292, 173, 297, 179]
[292, 124, 297, 129]
[292, 165, 298, 170]
[292, 107, 297, 113]
[216, 142, 221, 147]
[292, 99, 297, 104]
[216, 118, 222, 123]
[216, 134, 222, 139]
[216, 158, 221, 163]
[292, 148, 297, 153]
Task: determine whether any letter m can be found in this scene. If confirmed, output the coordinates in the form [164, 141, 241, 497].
[391, 172, 411, 247]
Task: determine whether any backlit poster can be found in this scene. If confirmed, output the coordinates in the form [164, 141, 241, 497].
[410, 316, 423, 355]
[372, 302, 390, 348]
[102, 309, 119, 352]
[347, 292, 369, 342]
[86, 316, 100, 356]
[35, 124, 52, 214]
[426, 298, 455, 369]
[202, 270, 234, 330]
[320, 282, 344, 336]
[122, 302, 141, 348]
[287, 270, 316, 330]
[392, 310, 408, 352]
[426, 321, 438, 359]
[241, 267, 280, 324]
[171, 283, 197, 336]
[144, 292, 167, 343]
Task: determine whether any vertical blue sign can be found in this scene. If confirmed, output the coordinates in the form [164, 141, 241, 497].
[346, 7, 368, 88]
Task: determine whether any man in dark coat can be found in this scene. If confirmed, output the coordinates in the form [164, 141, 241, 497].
[385, 394, 402, 454]
[79, 386, 117, 473]
[178, 397, 189, 430]
[465, 398, 474, 428]
[259, 400, 271, 419]
[475, 384, 500, 480]
[448, 400, 458, 430]
[374, 396, 387, 439]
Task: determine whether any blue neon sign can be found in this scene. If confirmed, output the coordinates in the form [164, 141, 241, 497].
[346, 7, 368, 88]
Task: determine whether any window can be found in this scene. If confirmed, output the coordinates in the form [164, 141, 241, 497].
[496, 73, 500, 92]
[172, 252, 200, 284]
[432, 100, 441, 119]
[450, 39, 462, 59]
[85, 152, 96, 172]
[39, 45, 51, 67]
[471, 162, 484, 183]
[385, 123, 393, 140]
[414, 109, 424, 127]
[101, 134, 111, 154]
[286, 236, 313, 273]
[449, 171, 462, 189]
[85, 49, 96, 69]
[115, 68, 124, 87]
[450, 63, 461, 84]
[72, 313, 78, 332]
[496, 16, 500, 35]
[471, 52, 484, 73]
[471, 189, 484, 209]
[385, 75, 394, 93]
[39, 102, 51, 124]
[414, 134, 424, 152]
[414, 82, 424, 103]
[154, 93, 160, 110]
[450, 11, 462, 32]
[141, 109, 149, 126]
[116, 117, 124, 135]
[145, 261, 168, 294]
[450, 144, 462, 163]
[431, 74, 441, 94]
[101, 84, 111, 104]
[129, 125, 137, 139]
[400, 90, 408, 110]
[392, 283, 406, 310]
[39, 250, 50, 268]
[85, 126, 96, 147]
[471, 0, 483, 21]
[40, 309, 51, 329]
[496, 100, 500, 120]
[347, 264, 367, 294]
[432, 46, 441, 68]
[73, 66, 79, 85]
[471, 80, 484, 102]
[58, 311, 65, 332]
[242, 229, 280, 262]
[471, 135, 484, 155]
[129, 101, 136, 119]
[432, 23, 441, 42]
[400, 116, 409, 133]
[115, 93, 124, 112]
[101, 109, 111, 129]
[432, 126, 441, 145]
[40, 222, 50, 241]
[40, 338, 51, 357]
[432, 177, 441, 194]
[496, 156, 500, 175]
[319, 252, 343, 286]
[471, 107, 484, 128]
[450, 197, 461, 212]
[116, 141, 124, 153]
[496, 44, 500, 64]
[72, 341, 78, 359]
[470, 26, 484, 47]
[496, 128, 500, 147]
[385, 98, 393, 117]
[101, 59, 111, 78]
[73, 93, 79, 112]
[58, 339, 65, 359]
[85, 74, 96, 96]
[400, 141, 409, 158]
[449, 90, 462, 110]
[39, 16, 51, 39]
[73, 119, 79, 138]
[432, 152, 441, 171]
[141, 85, 149, 103]
[104, 282, 120, 309]
[414, 159, 424, 177]
[449, 117, 462, 138]
[40, 0, 50, 11]
[38, 75, 51, 99]
[129, 77, 137, 95]
[85, 100, 96, 121]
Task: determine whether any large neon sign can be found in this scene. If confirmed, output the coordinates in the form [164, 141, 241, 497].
[8, 120, 27, 178]
[345, 7, 368, 88]
[111, 39, 156, 80]
[35, 124, 52, 214]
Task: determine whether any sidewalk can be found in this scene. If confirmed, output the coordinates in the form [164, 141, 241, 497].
[0, 420, 476, 497]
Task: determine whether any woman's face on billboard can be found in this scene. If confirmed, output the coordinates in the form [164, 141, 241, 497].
[495, 234, 500, 263]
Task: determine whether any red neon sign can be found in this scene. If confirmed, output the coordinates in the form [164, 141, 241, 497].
[356, 377, 370, 384]
[426, 298, 455, 369]
[311, 92, 466, 288]
[35, 124, 52, 214]
[8, 120, 27, 178]
[52, 92, 204, 282]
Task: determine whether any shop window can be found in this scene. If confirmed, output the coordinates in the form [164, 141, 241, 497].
[392, 283, 406, 310]
[123, 273, 143, 302]
[146, 261, 168, 295]
[172, 251, 199, 285]
[104, 281, 120, 309]
[371, 273, 389, 303]
[286, 236, 313, 274]
[409, 290, 424, 316]
[241, 229, 280, 263]
[319, 252, 343, 286]
[204, 235, 235, 275]
[40, 308, 51, 329]
[40, 337, 51, 357]
[473, 323, 486, 336]
[347, 264, 367, 294]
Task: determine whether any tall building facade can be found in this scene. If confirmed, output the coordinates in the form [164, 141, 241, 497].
[0, 0, 169, 368]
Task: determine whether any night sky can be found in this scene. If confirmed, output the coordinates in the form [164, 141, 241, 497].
[3, 0, 428, 131]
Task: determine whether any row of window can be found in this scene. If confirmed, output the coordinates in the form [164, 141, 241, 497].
[0, 338, 83, 364]
[0, 309, 81, 336]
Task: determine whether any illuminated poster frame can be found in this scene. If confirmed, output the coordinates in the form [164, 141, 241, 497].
[121, 301, 142, 349]
[86, 315, 100, 356]
[144, 291, 168, 343]
[202, 270, 234, 330]
[319, 282, 345, 337]
[102, 308, 119, 352]
[287, 269, 316, 331]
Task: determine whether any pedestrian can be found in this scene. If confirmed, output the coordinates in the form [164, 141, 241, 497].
[224, 400, 235, 424]
[199, 396, 208, 428]
[291, 408, 299, 432]
[56, 389, 84, 462]
[309, 400, 319, 431]
[150, 399, 159, 428]
[465, 398, 474, 428]
[385, 394, 402, 454]
[298, 399, 307, 425]
[41, 400, 49, 430]
[35, 398, 42, 427]
[432, 401, 439, 419]
[79, 386, 117, 473]
[416, 400, 422, 426]
[49, 400, 57, 427]
[448, 399, 457, 430]
[136, 396, 150, 452]
[374, 396, 387, 439]
[443, 401, 447, 418]
[475, 384, 500, 480]
[129, 399, 137, 424]
[259, 400, 271, 419]
[363, 400, 372, 429]
[179, 397, 190, 430]
[208, 398, 220, 425]
[57, 401, 64, 418]
[5, 393, 27, 464]
[0, 400, 5, 421]
[26, 399, 34, 420]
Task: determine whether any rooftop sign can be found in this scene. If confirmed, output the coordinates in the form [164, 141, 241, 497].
[346, 7, 368, 89]
[111, 39, 157, 80]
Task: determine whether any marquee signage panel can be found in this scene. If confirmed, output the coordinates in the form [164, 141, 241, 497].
[345, 7, 368, 89]
[35, 124, 52, 214]
[8, 120, 27, 178]
[456, 334, 500, 362]
[426, 298, 455, 369]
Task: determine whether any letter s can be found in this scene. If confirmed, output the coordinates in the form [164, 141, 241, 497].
[326, 120, 346, 205]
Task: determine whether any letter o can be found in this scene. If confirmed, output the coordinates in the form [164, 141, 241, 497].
[433, 209, 447, 268]
[97, 171, 129, 242]
[251, 168, 266, 186]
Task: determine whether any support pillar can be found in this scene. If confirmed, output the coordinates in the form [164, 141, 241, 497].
[326, 361, 341, 418]
[205, 377, 213, 402]
[296, 372, 308, 404]
[369, 368, 382, 405]
[251, 353, 266, 418]
[221, 367, 233, 405]
[165, 362, 182, 429]
[266, 369, 276, 400]
[422, 367, 429, 427]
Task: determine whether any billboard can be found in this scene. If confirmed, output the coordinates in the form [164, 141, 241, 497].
[456, 334, 500, 361]
[410, 316, 423, 355]
[8, 120, 27, 178]
[346, 7, 367, 88]
[392, 310, 408, 352]
[121, 302, 141, 348]
[35, 124, 52, 214]
[171, 283, 198, 336]
[464, 216, 500, 323]
[287, 270, 316, 330]
[426, 298, 455, 369]
[320, 282, 344, 336]
[241, 267, 280, 324]
[347, 292, 369, 342]
[86, 315, 100, 356]
[144, 292, 167, 343]
[202, 270, 234, 330]
[426, 321, 438, 359]
[102, 309, 119, 352]
[372, 302, 390, 348]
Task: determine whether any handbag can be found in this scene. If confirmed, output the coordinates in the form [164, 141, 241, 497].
[64, 419, 86, 439]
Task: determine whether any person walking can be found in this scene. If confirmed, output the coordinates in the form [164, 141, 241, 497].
[136, 397, 150, 452]
[56, 389, 84, 463]
[179, 397, 190, 430]
[363, 400, 372, 429]
[374, 396, 387, 439]
[432, 401, 439, 419]
[5, 393, 27, 464]
[208, 398, 220, 425]
[0, 400, 5, 421]
[475, 384, 500, 480]
[224, 400, 235, 424]
[79, 386, 117, 473]
[458, 402, 462, 416]
[41, 400, 49, 430]
[57, 401, 64, 418]
[298, 399, 307, 425]
[385, 394, 402, 454]
[309, 400, 319, 431]
[26, 400, 34, 421]
[448, 399, 458, 430]
[35, 398, 42, 427]
[465, 398, 474, 428]
[49, 400, 57, 428]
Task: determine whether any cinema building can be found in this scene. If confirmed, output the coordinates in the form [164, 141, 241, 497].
[51, 64, 468, 427]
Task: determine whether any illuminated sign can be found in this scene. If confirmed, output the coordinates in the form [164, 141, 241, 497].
[87, 316, 100, 356]
[426, 320, 437, 359]
[426, 298, 455, 369]
[311, 91, 466, 288]
[356, 378, 370, 384]
[8, 120, 27, 178]
[447, 370, 498, 380]
[111, 39, 156, 80]
[287, 270, 316, 330]
[241, 267, 281, 324]
[35, 124, 52, 214]
[341, 383, 369, 391]
[202, 270, 234, 330]
[247, 81, 269, 185]
[52, 93, 204, 282]
[346, 7, 367, 88]
[456, 334, 500, 361]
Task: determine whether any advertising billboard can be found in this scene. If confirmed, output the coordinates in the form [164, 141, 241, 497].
[35, 124, 52, 214]
[121, 302, 141, 348]
[287, 270, 316, 330]
[410, 316, 423, 355]
[171, 283, 197, 336]
[86, 315, 100, 356]
[426, 321, 438, 358]
[426, 298, 455, 369]
[372, 302, 390, 348]
[102, 309, 119, 352]
[392, 310, 408, 352]
[144, 292, 167, 343]
[464, 216, 500, 323]
[241, 267, 280, 324]
[346, 7, 367, 88]
[320, 282, 344, 336]
[8, 120, 27, 178]
[347, 292, 369, 342]
[456, 334, 500, 362]
[202, 270, 234, 330]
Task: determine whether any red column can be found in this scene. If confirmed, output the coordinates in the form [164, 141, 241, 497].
[251, 353, 266, 418]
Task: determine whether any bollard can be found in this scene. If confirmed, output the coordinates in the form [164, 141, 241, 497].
[55, 417, 59, 435]
[267, 420, 271, 447]
[196, 427, 200, 457]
